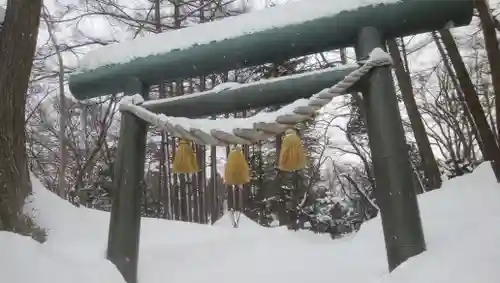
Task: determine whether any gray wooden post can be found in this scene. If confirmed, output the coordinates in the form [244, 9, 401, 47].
[355, 26, 426, 271]
[107, 83, 149, 283]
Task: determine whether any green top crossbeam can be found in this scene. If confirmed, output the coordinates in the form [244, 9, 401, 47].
[68, 0, 473, 100]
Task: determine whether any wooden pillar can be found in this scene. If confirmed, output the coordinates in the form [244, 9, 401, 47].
[107, 83, 149, 283]
[355, 26, 426, 271]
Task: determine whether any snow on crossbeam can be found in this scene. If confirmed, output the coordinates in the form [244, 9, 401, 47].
[78, 0, 399, 72]
[68, 0, 473, 100]
[141, 64, 359, 118]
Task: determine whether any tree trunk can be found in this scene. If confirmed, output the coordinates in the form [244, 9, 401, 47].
[475, 0, 500, 140]
[179, 173, 188, 221]
[186, 175, 193, 222]
[191, 170, 199, 223]
[432, 32, 485, 154]
[0, 0, 42, 235]
[209, 116, 218, 223]
[387, 39, 442, 190]
[241, 111, 251, 214]
[194, 144, 204, 223]
[153, 0, 170, 219]
[41, 9, 67, 197]
[439, 29, 500, 181]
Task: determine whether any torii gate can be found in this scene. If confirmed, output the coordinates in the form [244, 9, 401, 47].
[68, 0, 473, 282]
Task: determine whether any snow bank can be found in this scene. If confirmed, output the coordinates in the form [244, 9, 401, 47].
[213, 212, 334, 243]
[378, 163, 500, 283]
[213, 211, 266, 230]
[2, 162, 500, 283]
[0, 231, 123, 283]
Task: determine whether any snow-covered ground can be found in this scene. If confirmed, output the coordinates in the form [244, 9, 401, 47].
[2, 162, 500, 283]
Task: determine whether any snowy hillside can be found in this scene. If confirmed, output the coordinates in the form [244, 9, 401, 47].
[2, 163, 500, 283]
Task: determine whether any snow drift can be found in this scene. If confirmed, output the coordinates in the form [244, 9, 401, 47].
[2, 163, 499, 283]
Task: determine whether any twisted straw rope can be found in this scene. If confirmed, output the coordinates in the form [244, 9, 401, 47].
[120, 48, 392, 146]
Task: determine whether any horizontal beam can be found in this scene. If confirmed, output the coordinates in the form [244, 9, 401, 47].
[142, 65, 359, 118]
[69, 0, 473, 100]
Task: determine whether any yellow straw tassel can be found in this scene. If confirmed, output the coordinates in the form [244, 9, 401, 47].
[172, 140, 199, 174]
[224, 147, 250, 186]
[278, 129, 307, 172]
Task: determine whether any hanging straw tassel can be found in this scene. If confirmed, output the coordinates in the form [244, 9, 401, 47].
[278, 128, 306, 172]
[172, 139, 199, 174]
[224, 146, 250, 186]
